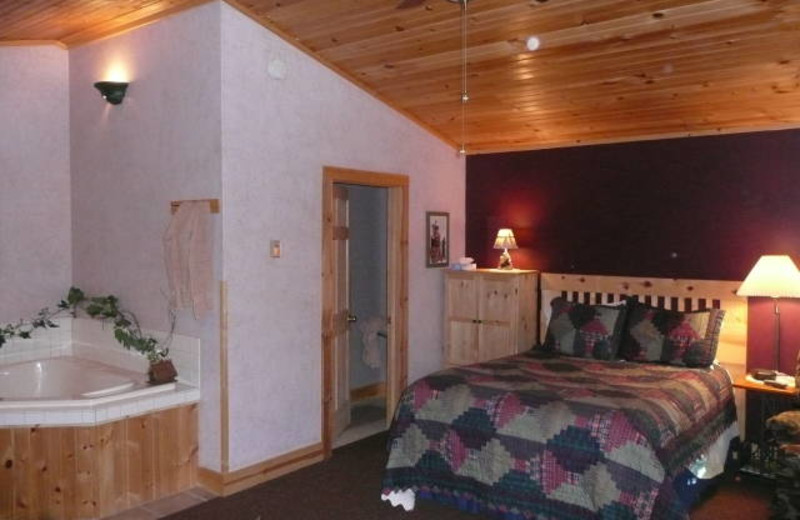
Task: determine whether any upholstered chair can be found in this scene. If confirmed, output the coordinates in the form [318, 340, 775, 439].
[766, 352, 800, 519]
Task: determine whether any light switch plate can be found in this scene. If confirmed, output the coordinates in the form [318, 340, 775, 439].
[270, 240, 281, 258]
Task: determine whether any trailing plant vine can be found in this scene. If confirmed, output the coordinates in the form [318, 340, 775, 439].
[0, 287, 173, 363]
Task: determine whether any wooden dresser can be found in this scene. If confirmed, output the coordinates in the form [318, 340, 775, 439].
[444, 269, 539, 366]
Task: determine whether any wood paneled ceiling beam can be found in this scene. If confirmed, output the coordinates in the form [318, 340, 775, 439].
[1, 0, 799, 153]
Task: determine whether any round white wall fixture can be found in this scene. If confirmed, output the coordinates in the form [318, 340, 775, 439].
[268, 58, 288, 80]
[526, 36, 541, 52]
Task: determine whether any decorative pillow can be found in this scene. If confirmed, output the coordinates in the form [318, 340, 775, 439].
[542, 297, 627, 360]
[619, 301, 725, 367]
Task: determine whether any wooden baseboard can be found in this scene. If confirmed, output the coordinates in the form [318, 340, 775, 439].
[350, 381, 386, 401]
[197, 466, 225, 496]
[197, 442, 324, 497]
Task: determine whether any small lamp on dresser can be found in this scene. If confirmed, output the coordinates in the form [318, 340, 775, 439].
[737, 255, 800, 375]
[493, 228, 518, 270]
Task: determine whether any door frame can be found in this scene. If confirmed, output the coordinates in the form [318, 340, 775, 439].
[321, 166, 409, 458]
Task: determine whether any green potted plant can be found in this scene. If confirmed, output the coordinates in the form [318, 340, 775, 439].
[0, 287, 177, 385]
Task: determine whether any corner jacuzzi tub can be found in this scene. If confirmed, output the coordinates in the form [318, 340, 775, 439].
[0, 354, 200, 519]
[0, 356, 191, 427]
[0, 357, 149, 400]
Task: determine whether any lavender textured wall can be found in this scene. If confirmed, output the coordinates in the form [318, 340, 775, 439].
[69, 2, 223, 469]
[467, 130, 800, 281]
[221, 3, 464, 470]
[5, 0, 464, 475]
[0, 47, 71, 322]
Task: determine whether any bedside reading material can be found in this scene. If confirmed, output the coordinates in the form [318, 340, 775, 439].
[751, 368, 778, 381]
[745, 372, 796, 389]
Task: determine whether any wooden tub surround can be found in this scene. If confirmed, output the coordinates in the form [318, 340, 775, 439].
[0, 404, 198, 520]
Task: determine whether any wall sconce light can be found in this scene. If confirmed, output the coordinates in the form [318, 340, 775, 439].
[93, 81, 129, 105]
[493, 228, 518, 270]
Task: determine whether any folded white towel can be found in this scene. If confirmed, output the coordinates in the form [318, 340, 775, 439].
[358, 316, 386, 369]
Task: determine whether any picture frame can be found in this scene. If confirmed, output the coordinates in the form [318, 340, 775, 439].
[426, 211, 449, 268]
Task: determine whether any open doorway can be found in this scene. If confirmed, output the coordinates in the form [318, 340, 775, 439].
[332, 184, 388, 448]
[321, 167, 408, 458]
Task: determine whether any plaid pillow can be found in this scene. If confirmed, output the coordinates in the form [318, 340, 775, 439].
[542, 297, 627, 360]
[619, 301, 725, 367]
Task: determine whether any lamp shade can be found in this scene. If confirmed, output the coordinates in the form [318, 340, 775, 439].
[493, 228, 518, 250]
[737, 255, 800, 298]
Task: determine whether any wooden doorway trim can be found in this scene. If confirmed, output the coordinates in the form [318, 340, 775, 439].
[321, 166, 409, 458]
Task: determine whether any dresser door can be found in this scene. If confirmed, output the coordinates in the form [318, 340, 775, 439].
[445, 274, 479, 365]
[447, 321, 479, 365]
[478, 275, 517, 361]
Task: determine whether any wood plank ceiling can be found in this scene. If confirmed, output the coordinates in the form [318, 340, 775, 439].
[1, 0, 799, 153]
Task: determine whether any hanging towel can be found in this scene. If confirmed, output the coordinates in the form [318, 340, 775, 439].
[358, 315, 387, 370]
[163, 201, 213, 319]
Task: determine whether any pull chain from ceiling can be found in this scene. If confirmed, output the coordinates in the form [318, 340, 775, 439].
[459, 0, 469, 155]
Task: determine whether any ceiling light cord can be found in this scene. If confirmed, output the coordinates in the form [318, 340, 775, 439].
[459, 0, 468, 155]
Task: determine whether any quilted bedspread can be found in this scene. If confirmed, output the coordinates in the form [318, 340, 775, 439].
[382, 351, 736, 520]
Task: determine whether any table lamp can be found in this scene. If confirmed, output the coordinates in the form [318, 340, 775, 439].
[493, 228, 518, 270]
[737, 255, 800, 375]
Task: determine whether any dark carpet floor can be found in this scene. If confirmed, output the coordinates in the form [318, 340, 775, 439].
[165, 433, 773, 520]
[350, 402, 386, 427]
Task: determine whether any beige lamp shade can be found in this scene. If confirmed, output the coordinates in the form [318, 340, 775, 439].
[737, 255, 800, 298]
[493, 228, 518, 250]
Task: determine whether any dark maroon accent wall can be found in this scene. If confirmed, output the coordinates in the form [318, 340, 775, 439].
[747, 298, 800, 375]
[466, 129, 800, 281]
[467, 129, 800, 374]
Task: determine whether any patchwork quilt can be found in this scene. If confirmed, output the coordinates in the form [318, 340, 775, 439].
[382, 352, 736, 520]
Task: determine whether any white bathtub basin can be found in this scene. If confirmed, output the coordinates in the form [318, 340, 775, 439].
[0, 356, 156, 400]
[0, 356, 191, 427]
[0, 319, 199, 427]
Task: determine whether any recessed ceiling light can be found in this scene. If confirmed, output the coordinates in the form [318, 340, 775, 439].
[526, 36, 541, 51]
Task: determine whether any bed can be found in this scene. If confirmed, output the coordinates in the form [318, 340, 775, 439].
[381, 272, 747, 519]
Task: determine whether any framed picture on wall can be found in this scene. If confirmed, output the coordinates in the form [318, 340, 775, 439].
[426, 211, 449, 268]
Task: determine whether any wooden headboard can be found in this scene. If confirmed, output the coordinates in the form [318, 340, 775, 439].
[539, 272, 747, 436]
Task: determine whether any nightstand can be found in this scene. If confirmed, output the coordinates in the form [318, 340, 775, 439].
[733, 376, 798, 477]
